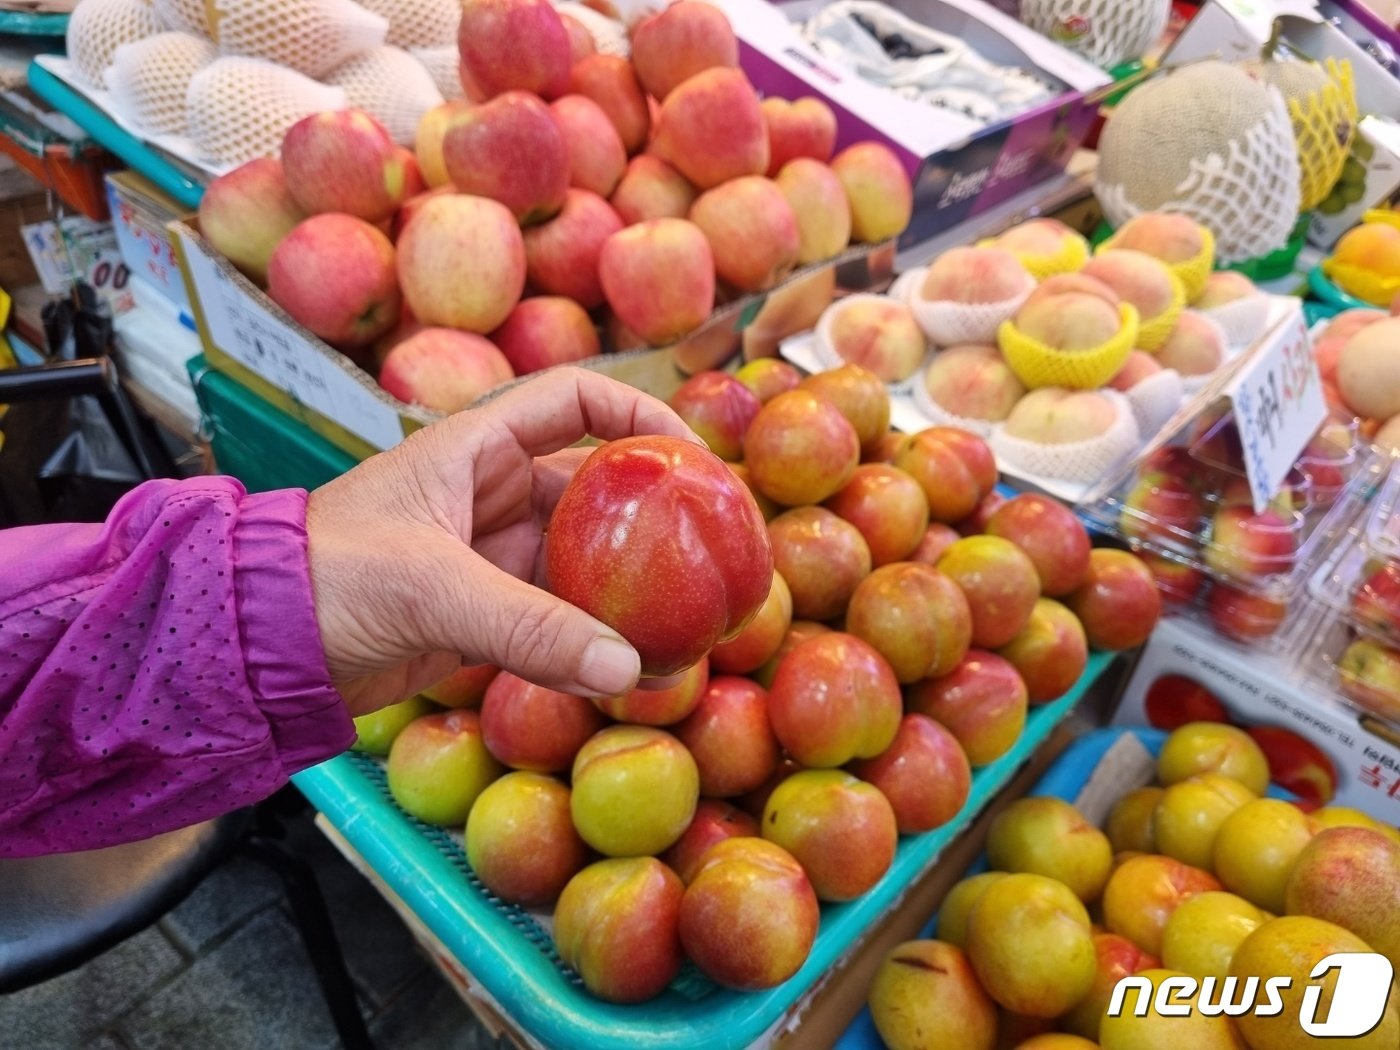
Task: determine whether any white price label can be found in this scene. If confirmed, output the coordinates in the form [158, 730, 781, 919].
[1225, 299, 1327, 513]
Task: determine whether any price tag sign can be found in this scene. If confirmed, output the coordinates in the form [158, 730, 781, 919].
[1225, 299, 1326, 513]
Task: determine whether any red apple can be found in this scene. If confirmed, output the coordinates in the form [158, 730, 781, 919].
[521, 188, 624, 310]
[743, 390, 860, 506]
[984, 494, 1092, 598]
[546, 435, 772, 677]
[280, 109, 407, 222]
[480, 672, 609, 772]
[459, 0, 572, 101]
[1065, 549, 1162, 651]
[660, 800, 759, 884]
[441, 91, 569, 223]
[267, 214, 399, 349]
[709, 570, 791, 674]
[672, 676, 781, 797]
[551, 93, 628, 198]
[668, 371, 762, 462]
[1142, 552, 1206, 606]
[825, 464, 930, 566]
[593, 657, 710, 725]
[609, 155, 696, 225]
[1337, 638, 1400, 719]
[937, 536, 1041, 649]
[490, 297, 599, 375]
[768, 506, 872, 622]
[690, 175, 800, 293]
[1205, 505, 1299, 580]
[653, 68, 768, 190]
[996, 598, 1088, 703]
[849, 713, 971, 833]
[568, 53, 649, 154]
[767, 632, 902, 767]
[598, 218, 716, 346]
[631, 0, 738, 101]
[846, 562, 972, 683]
[1353, 562, 1400, 640]
[761, 96, 838, 176]
[378, 328, 514, 412]
[198, 156, 306, 285]
[907, 650, 1028, 766]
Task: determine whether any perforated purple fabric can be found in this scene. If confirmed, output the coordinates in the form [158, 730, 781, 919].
[0, 478, 354, 857]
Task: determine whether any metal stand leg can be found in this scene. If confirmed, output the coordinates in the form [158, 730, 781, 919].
[241, 837, 374, 1050]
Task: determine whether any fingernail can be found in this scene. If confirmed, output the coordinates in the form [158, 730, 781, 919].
[579, 635, 640, 697]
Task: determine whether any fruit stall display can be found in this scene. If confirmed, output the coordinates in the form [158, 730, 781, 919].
[844, 724, 1400, 1049]
[290, 372, 1166, 1047]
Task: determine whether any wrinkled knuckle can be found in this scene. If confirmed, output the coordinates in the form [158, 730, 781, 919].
[503, 602, 573, 670]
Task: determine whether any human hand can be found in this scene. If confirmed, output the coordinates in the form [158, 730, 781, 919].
[306, 368, 699, 717]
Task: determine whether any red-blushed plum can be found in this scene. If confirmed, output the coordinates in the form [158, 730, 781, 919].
[751, 620, 831, 690]
[659, 799, 759, 884]
[986, 797, 1113, 903]
[387, 710, 504, 826]
[1285, 827, 1400, 969]
[1204, 503, 1298, 579]
[592, 657, 709, 726]
[378, 328, 514, 412]
[458, 0, 571, 101]
[735, 756, 802, 819]
[1142, 552, 1205, 606]
[1119, 470, 1204, 546]
[1102, 854, 1222, 957]
[546, 436, 771, 677]
[479, 672, 608, 772]
[709, 570, 791, 674]
[1206, 583, 1286, 643]
[1337, 638, 1400, 720]
[955, 491, 1006, 538]
[938, 873, 1009, 949]
[1060, 932, 1162, 1040]
[678, 837, 819, 989]
[673, 676, 780, 797]
[568, 54, 649, 154]
[421, 663, 499, 708]
[908, 522, 961, 565]
[867, 940, 998, 1050]
[762, 770, 897, 900]
[281, 109, 407, 222]
[198, 157, 306, 285]
[490, 297, 599, 375]
[734, 357, 801, 403]
[907, 650, 1028, 766]
[743, 390, 860, 506]
[351, 696, 433, 757]
[726, 462, 780, 522]
[767, 507, 871, 621]
[522, 188, 623, 309]
[1065, 549, 1162, 651]
[653, 68, 767, 189]
[996, 598, 1088, 703]
[553, 857, 685, 1003]
[440, 91, 569, 223]
[668, 370, 762, 462]
[896, 429, 983, 524]
[937, 536, 1040, 649]
[825, 464, 930, 566]
[862, 430, 913, 465]
[570, 726, 699, 856]
[268, 214, 400, 349]
[800, 364, 891, 454]
[465, 772, 588, 906]
[630, 0, 738, 101]
[848, 713, 971, 833]
[845, 562, 972, 683]
[984, 494, 1092, 597]
[598, 218, 715, 346]
[916, 427, 997, 499]
[1352, 561, 1400, 637]
[767, 632, 901, 766]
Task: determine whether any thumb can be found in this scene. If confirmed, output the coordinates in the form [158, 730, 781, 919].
[421, 549, 641, 698]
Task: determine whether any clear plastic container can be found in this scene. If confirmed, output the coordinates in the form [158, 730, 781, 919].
[1078, 404, 1378, 603]
[1290, 579, 1400, 730]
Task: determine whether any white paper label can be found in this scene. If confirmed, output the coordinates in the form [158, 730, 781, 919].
[177, 228, 406, 452]
[1226, 298, 1327, 513]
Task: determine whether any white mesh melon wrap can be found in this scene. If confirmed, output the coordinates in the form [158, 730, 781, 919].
[186, 57, 348, 166]
[1096, 61, 1301, 265]
[556, 2, 630, 56]
[1019, 0, 1171, 69]
[409, 46, 465, 101]
[109, 32, 217, 134]
[153, 0, 208, 36]
[67, 0, 163, 89]
[356, 0, 457, 47]
[207, 0, 388, 79]
[325, 46, 445, 146]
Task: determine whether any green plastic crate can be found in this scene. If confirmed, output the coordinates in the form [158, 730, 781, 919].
[187, 354, 357, 493]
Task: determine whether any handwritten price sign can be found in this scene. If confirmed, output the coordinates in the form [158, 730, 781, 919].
[1226, 299, 1326, 513]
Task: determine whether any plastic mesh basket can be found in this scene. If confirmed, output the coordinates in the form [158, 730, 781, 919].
[66, 0, 163, 88]
[291, 654, 1116, 1050]
[108, 31, 217, 134]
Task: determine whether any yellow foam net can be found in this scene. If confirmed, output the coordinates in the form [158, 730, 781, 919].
[998, 302, 1140, 390]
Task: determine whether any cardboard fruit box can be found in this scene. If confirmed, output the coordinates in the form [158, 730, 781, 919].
[170, 217, 895, 462]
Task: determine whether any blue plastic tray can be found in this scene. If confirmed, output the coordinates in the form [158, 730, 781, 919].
[835, 726, 1294, 1049]
[292, 651, 1116, 1050]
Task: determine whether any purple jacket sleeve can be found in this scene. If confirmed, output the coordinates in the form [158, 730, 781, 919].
[0, 477, 355, 857]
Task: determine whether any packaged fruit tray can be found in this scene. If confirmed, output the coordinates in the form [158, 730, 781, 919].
[833, 726, 1297, 1050]
[291, 652, 1114, 1050]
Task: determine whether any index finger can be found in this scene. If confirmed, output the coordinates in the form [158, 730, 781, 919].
[476, 367, 700, 458]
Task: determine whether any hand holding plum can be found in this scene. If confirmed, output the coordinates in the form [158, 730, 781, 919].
[306, 368, 699, 715]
